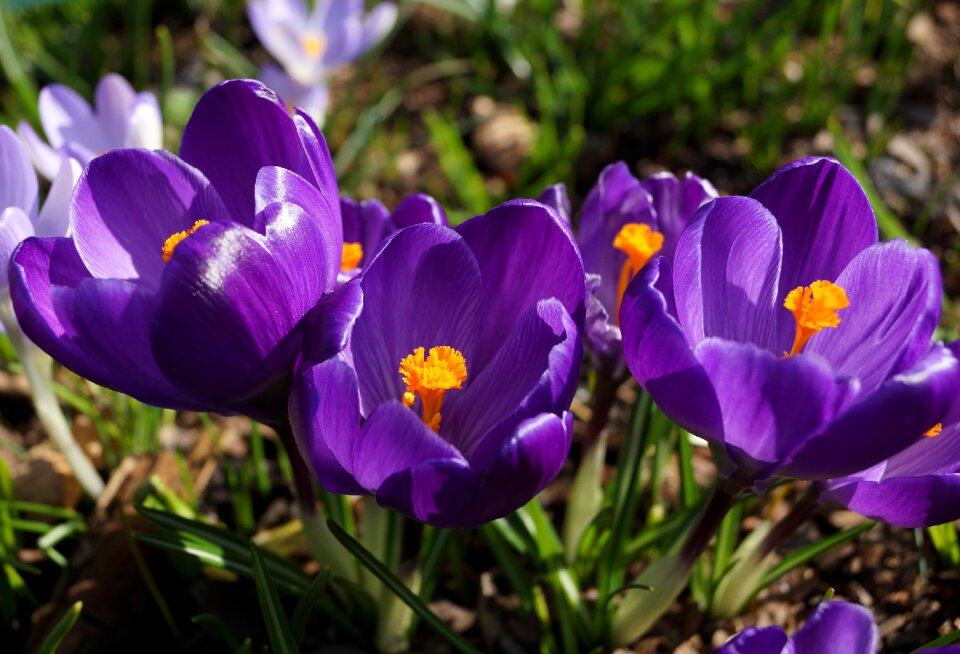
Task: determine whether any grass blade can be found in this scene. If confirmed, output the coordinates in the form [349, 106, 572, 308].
[38, 601, 82, 654]
[759, 521, 875, 589]
[291, 569, 331, 643]
[326, 519, 483, 654]
[250, 543, 298, 654]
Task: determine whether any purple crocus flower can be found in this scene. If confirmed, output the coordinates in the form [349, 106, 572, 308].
[290, 200, 585, 527]
[248, 0, 397, 120]
[0, 126, 81, 286]
[818, 341, 960, 527]
[10, 79, 352, 423]
[17, 74, 162, 181]
[338, 192, 447, 282]
[538, 163, 717, 373]
[620, 157, 960, 485]
[717, 600, 960, 653]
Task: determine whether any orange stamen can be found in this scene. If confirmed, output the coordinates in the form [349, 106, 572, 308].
[162, 220, 209, 263]
[613, 223, 664, 324]
[300, 33, 326, 59]
[924, 423, 943, 438]
[341, 242, 363, 271]
[399, 346, 468, 433]
[783, 280, 849, 356]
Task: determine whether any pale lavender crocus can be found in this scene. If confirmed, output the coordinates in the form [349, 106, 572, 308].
[17, 74, 162, 181]
[248, 0, 397, 121]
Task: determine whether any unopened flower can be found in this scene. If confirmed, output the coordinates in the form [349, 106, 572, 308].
[10, 80, 351, 422]
[290, 200, 585, 527]
[620, 157, 960, 485]
[17, 74, 162, 180]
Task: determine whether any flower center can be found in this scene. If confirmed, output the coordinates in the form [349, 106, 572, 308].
[300, 33, 327, 59]
[613, 223, 664, 324]
[162, 220, 209, 263]
[399, 346, 468, 433]
[783, 280, 849, 356]
[341, 243, 363, 271]
[924, 423, 943, 438]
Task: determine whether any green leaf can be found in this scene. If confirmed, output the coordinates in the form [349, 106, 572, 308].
[250, 543, 299, 654]
[928, 523, 960, 568]
[291, 569, 331, 643]
[759, 521, 876, 589]
[423, 110, 491, 217]
[38, 601, 82, 654]
[914, 628, 960, 651]
[192, 613, 241, 652]
[326, 519, 483, 654]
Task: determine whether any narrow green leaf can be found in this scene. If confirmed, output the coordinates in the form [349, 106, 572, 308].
[291, 569, 331, 643]
[423, 110, 491, 217]
[914, 628, 960, 651]
[250, 543, 298, 654]
[38, 601, 82, 654]
[928, 523, 960, 568]
[327, 519, 483, 654]
[760, 521, 875, 589]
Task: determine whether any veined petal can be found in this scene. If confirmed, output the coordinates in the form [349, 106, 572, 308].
[34, 157, 82, 239]
[822, 474, 960, 528]
[0, 125, 38, 217]
[0, 208, 36, 290]
[640, 171, 717, 262]
[781, 343, 960, 479]
[620, 258, 722, 440]
[787, 601, 877, 654]
[94, 74, 137, 147]
[70, 149, 230, 287]
[390, 193, 447, 228]
[351, 224, 482, 416]
[289, 358, 366, 495]
[457, 199, 585, 372]
[38, 83, 106, 152]
[340, 197, 389, 262]
[536, 183, 572, 224]
[673, 196, 783, 352]
[805, 240, 941, 394]
[16, 121, 62, 181]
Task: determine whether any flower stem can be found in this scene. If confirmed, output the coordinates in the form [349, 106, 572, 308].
[274, 416, 356, 581]
[757, 487, 820, 559]
[0, 297, 103, 499]
[583, 371, 622, 453]
[678, 480, 742, 567]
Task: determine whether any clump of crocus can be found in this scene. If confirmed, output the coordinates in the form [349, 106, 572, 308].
[290, 200, 585, 528]
[611, 157, 960, 645]
[0, 126, 99, 497]
[17, 74, 162, 181]
[248, 0, 397, 121]
[10, 79, 349, 424]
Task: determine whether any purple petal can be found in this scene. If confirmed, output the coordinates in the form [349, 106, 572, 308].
[289, 358, 366, 494]
[38, 83, 106, 153]
[442, 298, 579, 461]
[620, 258, 722, 440]
[578, 162, 655, 319]
[340, 197, 389, 261]
[299, 278, 363, 370]
[696, 338, 857, 482]
[787, 601, 877, 654]
[822, 473, 960, 528]
[446, 412, 574, 528]
[0, 125, 38, 217]
[34, 158, 81, 239]
[10, 237, 204, 410]
[673, 197, 782, 352]
[150, 214, 318, 419]
[583, 273, 622, 368]
[254, 165, 341, 295]
[805, 240, 941, 394]
[457, 200, 585, 371]
[390, 193, 447, 229]
[179, 79, 319, 224]
[781, 343, 960, 479]
[716, 626, 788, 654]
[376, 458, 477, 526]
[351, 224, 482, 416]
[94, 74, 137, 147]
[124, 92, 163, 149]
[248, 0, 309, 74]
[357, 3, 397, 53]
[0, 208, 36, 289]
[354, 401, 467, 490]
[16, 121, 62, 181]
[752, 158, 877, 311]
[70, 149, 230, 288]
[536, 183, 571, 224]
[292, 109, 340, 219]
[640, 171, 717, 262]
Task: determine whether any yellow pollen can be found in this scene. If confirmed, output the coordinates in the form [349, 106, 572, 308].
[162, 220, 209, 263]
[300, 33, 327, 59]
[398, 346, 468, 433]
[613, 223, 664, 324]
[783, 280, 849, 356]
[341, 242, 363, 271]
[924, 423, 943, 438]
